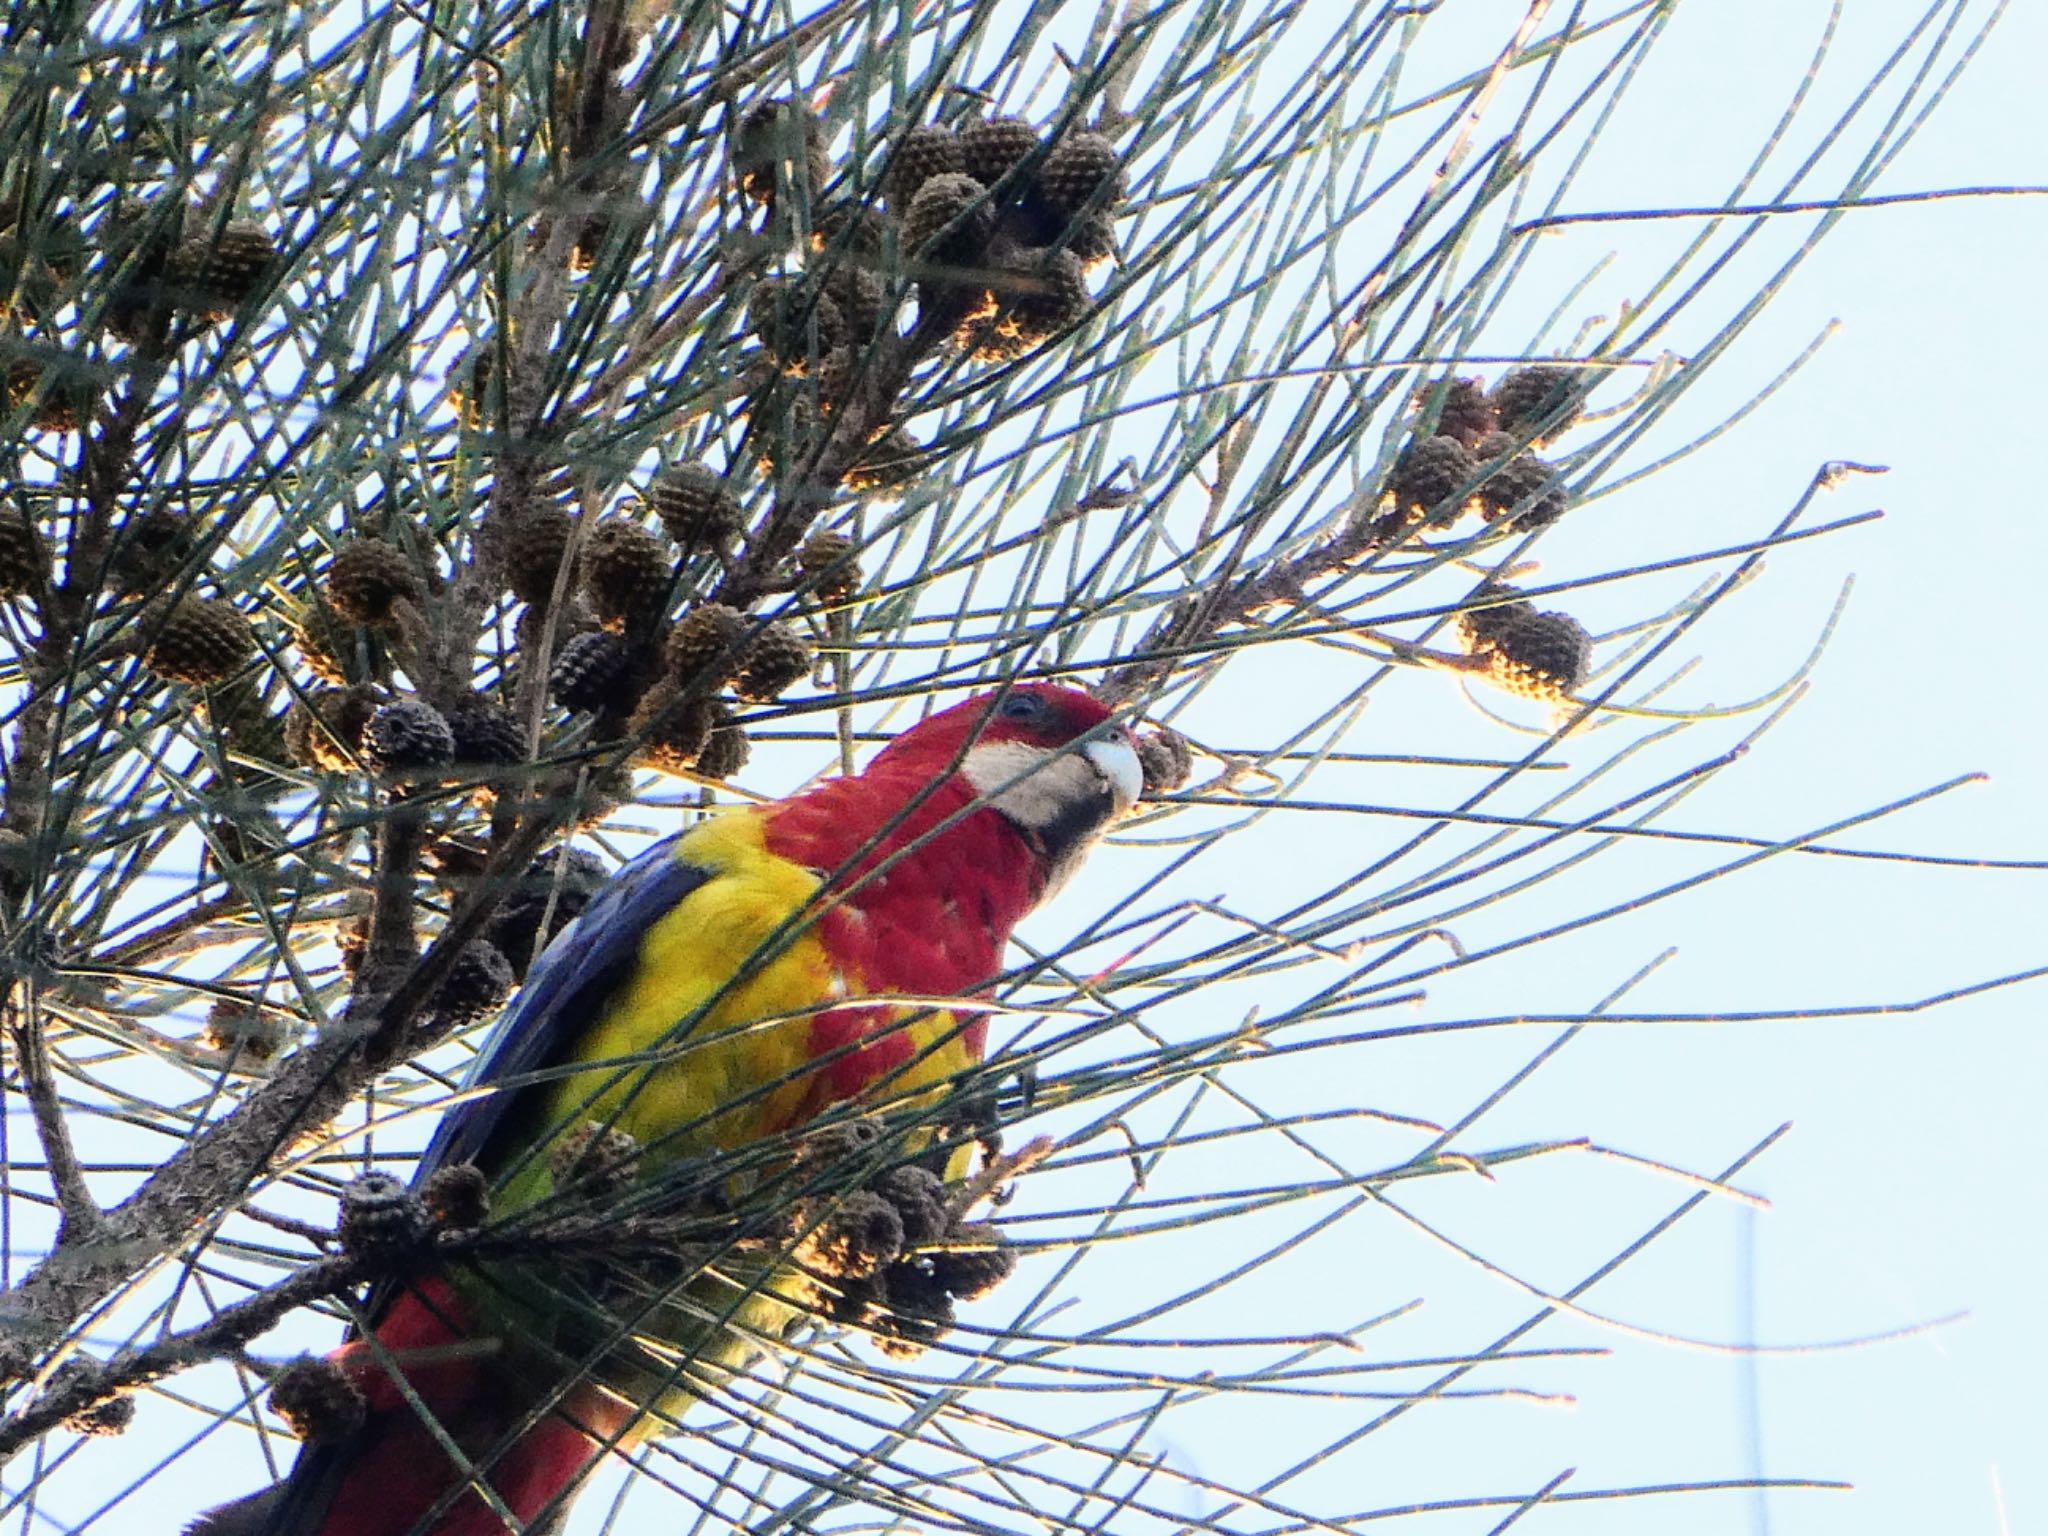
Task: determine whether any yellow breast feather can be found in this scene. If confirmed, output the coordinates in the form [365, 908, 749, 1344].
[541, 813, 838, 1169]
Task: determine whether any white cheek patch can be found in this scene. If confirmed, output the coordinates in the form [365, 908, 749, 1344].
[960, 741, 1080, 830]
[961, 736, 1133, 902]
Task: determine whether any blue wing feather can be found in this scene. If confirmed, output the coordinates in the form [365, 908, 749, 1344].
[419, 835, 711, 1178]
[188, 842, 716, 1536]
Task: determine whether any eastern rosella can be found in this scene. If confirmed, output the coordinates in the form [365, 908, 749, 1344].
[193, 684, 1142, 1536]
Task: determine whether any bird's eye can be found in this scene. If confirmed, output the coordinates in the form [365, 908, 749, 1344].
[998, 692, 1050, 725]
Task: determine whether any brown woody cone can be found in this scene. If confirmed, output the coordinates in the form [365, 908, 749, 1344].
[647, 463, 745, 554]
[878, 1166, 949, 1247]
[886, 126, 968, 209]
[930, 1226, 1017, 1302]
[284, 685, 377, 772]
[749, 277, 846, 365]
[168, 221, 277, 322]
[514, 597, 597, 662]
[428, 940, 515, 1028]
[813, 203, 893, 258]
[1430, 377, 1498, 447]
[732, 97, 827, 208]
[1035, 132, 1123, 216]
[1489, 364, 1591, 443]
[289, 602, 383, 688]
[141, 596, 255, 685]
[568, 769, 633, 831]
[734, 621, 812, 702]
[664, 603, 749, 685]
[269, 1357, 367, 1444]
[1476, 609, 1592, 701]
[1011, 248, 1091, 342]
[336, 1171, 427, 1260]
[504, 501, 577, 607]
[627, 683, 718, 776]
[1389, 435, 1480, 523]
[799, 531, 861, 603]
[842, 427, 923, 496]
[444, 693, 526, 768]
[421, 1164, 490, 1229]
[870, 1262, 954, 1357]
[1452, 586, 1535, 650]
[822, 262, 887, 347]
[552, 629, 643, 714]
[694, 700, 750, 780]
[361, 698, 456, 774]
[581, 517, 673, 631]
[1472, 430, 1518, 464]
[325, 539, 421, 628]
[802, 1191, 905, 1280]
[1471, 434, 1567, 529]
[960, 116, 1042, 191]
[903, 173, 994, 268]
[1062, 211, 1117, 271]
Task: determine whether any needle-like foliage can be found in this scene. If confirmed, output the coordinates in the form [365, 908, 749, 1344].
[0, 1, 2036, 1533]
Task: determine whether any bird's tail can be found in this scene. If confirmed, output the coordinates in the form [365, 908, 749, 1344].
[188, 1276, 632, 1536]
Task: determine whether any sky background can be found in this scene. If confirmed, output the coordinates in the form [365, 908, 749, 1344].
[8, 3, 2043, 1533]
[1007, 5, 2048, 1533]
[1318, 6, 2045, 1531]
[1507, 10, 2048, 1531]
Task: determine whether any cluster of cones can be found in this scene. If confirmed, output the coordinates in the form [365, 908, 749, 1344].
[0, 95, 1134, 809]
[1380, 366, 1592, 539]
[513, 477, 856, 779]
[2, 199, 278, 436]
[252, 1112, 1023, 1452]
[1, 203, 282, 750]
[732, 98, 1127, 480]
[280, 456, 855, 794]
[1452, 583, 1593, 704]
[788, 1119, 1018, 1359]
[1372, 368, 1602, 707]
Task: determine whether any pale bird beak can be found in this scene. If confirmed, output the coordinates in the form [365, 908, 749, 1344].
[1083, 732, 1144, 816]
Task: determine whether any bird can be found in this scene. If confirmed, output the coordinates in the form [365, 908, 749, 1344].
[191, 682, 1143, 1536]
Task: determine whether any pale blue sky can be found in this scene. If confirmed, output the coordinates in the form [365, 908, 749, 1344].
[1163, 5, 2048, 1531]
[1017, 6, 2048, 1534]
